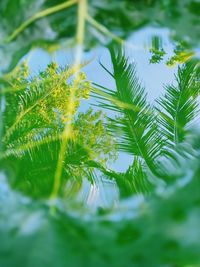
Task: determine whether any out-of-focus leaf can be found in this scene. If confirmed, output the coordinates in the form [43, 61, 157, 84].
[149, 36, 166, 64]
[0, 146, 200, 267]
[1, 0, 200, 72]
[0, 62, 117, 199]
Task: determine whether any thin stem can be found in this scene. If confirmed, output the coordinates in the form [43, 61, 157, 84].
[86, 14, 144, 51]
[50, 0, 87, 201]
[86, 14, 124, 45]
[6, 0, 77, 42]
[50, 126, 72, 200]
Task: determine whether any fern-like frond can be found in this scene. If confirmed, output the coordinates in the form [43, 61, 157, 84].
[90, 157, 154, 198]
[2, 62, 90, 143]
[0, 132, 62, 159]
[93, 46, 164, 177]
[0, 61, 118, 199]
[157, 59, 200, 145]
[123, 157, 154, 196]
[1, 139, 93, 198]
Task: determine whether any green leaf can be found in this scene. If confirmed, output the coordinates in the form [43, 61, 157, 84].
[1, 0, 199, 72]
[157, 59, 200, 145]
[93, 46, 164, 179]
[0, 62, 116, 199]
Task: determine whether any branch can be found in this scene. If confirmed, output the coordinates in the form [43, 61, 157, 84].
[6, 0, 77, 42]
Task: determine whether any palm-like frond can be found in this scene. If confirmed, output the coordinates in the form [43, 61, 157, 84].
[2, 62, 90, 145]
[1, 139, 93, 198]
[93, 46, 164, 177]
[113, 158, 154, 197]
[2, 65, 68, 142]
[125, 158, 154, 195]
[89, 158, 153, 198]
[157, 60, 200, 145]
[0, 62, 118, 199]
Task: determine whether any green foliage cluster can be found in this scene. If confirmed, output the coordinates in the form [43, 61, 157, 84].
[1, 0, 200, 266]
[1, 46, 200, 267]
[0, 0, 199, 72]
[149, 36, 166, 63]
[0, 62, 116, 198]
[1, 137, 200, 267]
[93, 46, 200, 195]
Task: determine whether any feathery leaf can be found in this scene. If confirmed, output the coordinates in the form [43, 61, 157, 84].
[93, 46, 164, 179]
[157, 59, 200, 145]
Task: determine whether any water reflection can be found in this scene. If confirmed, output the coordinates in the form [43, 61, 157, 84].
[24, 25, 200, 206]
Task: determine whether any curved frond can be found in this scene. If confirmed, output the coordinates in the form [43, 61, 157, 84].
[2, 62, 89, 143]
[93, 46, 164, 177]
[91, 157, 154, 198]
[0, 62, 117, 199]
[157, 60, 200, 145]
[1, 139, 92, 198]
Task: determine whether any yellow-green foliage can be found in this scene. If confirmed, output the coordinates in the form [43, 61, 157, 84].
[74, 109, 117, 164]
[3, 62, 91, 142]
[3, 62, 116, 162]
[35, 63, 91, 125]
